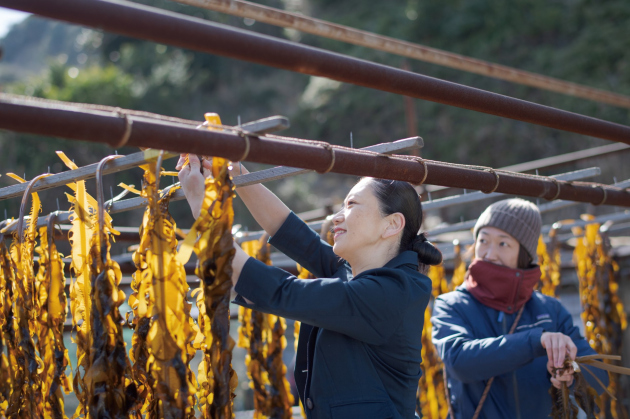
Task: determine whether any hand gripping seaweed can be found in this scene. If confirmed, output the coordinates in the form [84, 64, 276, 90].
[177, 114, 238, 419]
[549, 354, 630, 419]
[129, 152, 197, 418]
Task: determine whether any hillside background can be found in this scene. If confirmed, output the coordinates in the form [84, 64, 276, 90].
[1, 0, 629, 231]
[1, 0, 630, 415]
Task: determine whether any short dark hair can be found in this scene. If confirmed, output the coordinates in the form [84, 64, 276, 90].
[367, 178, 442, 270]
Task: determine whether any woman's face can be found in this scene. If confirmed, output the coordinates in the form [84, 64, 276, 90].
[474, 226, 520, 269]
[331, 179, 390, 262]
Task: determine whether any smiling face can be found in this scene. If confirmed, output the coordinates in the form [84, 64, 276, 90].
[331, 178, 400, 266]
[474, 226, 520, 269]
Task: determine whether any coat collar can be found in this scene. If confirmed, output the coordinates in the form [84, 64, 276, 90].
[383, 250, 418, 270]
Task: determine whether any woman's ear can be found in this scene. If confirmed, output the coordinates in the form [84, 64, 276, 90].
[383, 212, 405, 239]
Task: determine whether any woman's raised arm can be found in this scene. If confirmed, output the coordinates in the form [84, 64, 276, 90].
[177, 155, 290, 236]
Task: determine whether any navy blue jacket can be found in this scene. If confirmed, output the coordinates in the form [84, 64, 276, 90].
[432, 286, 609, 419]
[234, 212, 432, 419]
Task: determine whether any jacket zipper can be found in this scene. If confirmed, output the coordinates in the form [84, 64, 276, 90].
[502, 315, 521, 419]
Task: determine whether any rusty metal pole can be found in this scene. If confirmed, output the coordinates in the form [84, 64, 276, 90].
[2, 0, 630, 144]
[174, 0, 630, 110]
[1, 96, 629, 207]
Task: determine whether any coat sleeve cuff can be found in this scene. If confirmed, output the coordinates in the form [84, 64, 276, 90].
[234, 257, 270, 304]
[232, 294, 255, 309]
[528, 327, 546, 357]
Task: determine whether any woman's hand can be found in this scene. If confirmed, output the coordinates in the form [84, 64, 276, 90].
[547, 359, 575, 389]
[177, 154, 212, 219]
[541, 332, 577, 368]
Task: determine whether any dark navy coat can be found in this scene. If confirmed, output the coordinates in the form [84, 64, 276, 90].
[234, 212, 432, 419]
[432, 286, 609, 419]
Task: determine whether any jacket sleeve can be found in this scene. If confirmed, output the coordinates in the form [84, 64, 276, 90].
[554, 302, 610, 393]
[233, 257, 412, 345]
[431, 295, 547, 383]
[268, 211, 345, 279]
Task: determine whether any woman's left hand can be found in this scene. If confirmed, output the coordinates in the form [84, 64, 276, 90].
[177, 154, 212, 219]
[547, 359, 575, 389]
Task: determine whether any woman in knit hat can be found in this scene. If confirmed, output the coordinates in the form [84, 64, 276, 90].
[431, 198, 608, 419]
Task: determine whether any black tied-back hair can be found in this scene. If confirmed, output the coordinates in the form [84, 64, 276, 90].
[367, 178, 443, 271]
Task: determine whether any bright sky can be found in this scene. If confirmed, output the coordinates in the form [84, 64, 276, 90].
[0, 7, 30, 38]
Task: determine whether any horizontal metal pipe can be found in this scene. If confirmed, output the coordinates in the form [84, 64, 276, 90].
[428, 178, 630, 237]
[1, 97, 629, 208]
[0, 131, 421, 236]
[3, 0, 630, 144]
[234, 137, 423, 187]
[175, 0, 630, 109]
[234, 167, 601, 242]
[426, 142, 630, 193]
[0, 114, 289, 202]
[423, 167, 601, 212]
[105, 137, 422, 214]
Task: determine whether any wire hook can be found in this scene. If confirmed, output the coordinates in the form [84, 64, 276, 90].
[593, 185, 608, 206]
[237, 132, 251, 162]
[17, 173, 52, 244]
[317, 143, 336, 174]
[414, 157, 429, 185]
[483, 169, 500, 194]
[548, 177, 562, 201]
[96, 155, 123, 264]
[113, 112, 133, 148]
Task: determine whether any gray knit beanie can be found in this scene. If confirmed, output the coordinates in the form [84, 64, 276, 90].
[473, 198, 542, 261]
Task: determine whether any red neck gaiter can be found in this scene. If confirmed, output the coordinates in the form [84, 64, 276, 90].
[464, 259, 541, 314]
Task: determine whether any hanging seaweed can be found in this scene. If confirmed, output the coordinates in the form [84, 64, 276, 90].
[126, 176, 156, 417]
[416, 239, 471, 418]
[449, 240, 466, 291]
[35, 215, 73, 418]
[549, 354, 630, 419]
[128, 205, 157, 419]
[0, 234, 14, 417]
[85, 156, 136, 417]
[176, 124, 237, 418]
[238, 236, 294, 419]
[598, 225, 629, 419]
[58, 151, 97, 417]
[416, 264, 449, 419]
[573, 215, 628, 418]
[57, 152, 132, 417]
[537, 229, 562, 297]
[239, 239, 272, 418]
[549, 359, 581, 419]
[265, 317, 294, 418]
[7, 173, 46, 418]
[130, 155, 197, 418]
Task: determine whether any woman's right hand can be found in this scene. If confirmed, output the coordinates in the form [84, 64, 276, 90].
[177, 154, 212, 219]
[541, 331, 577, 368]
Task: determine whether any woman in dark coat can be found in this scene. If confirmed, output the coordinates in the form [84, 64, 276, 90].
[178, 155, 442, 419]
